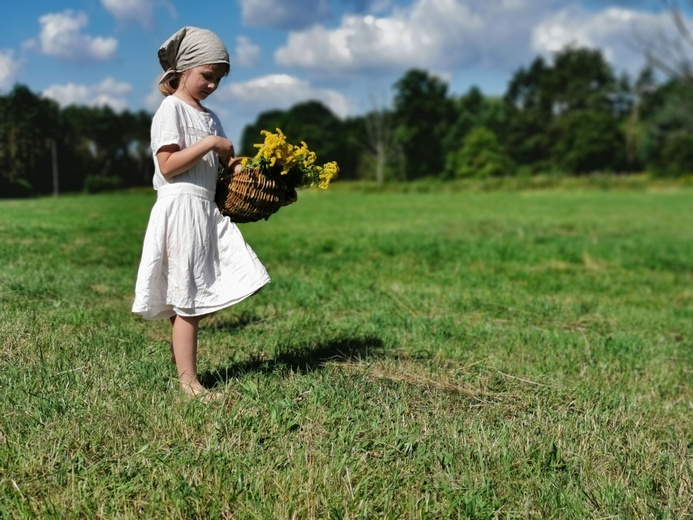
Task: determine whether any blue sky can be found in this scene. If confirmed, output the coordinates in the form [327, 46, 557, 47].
[0, 0, 686, 144]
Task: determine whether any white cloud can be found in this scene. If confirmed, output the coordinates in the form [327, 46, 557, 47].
[273, 0, 663, 80]
[274, 0, 560, 77]
[238, 0, 401, 28]
[32, 10, 117, 62]
[532, 6, 666, 72]
[0, 50, 21, 90]
[216, 74, 350, 118]
[42, 77, 132, 111]
[239, 0, 331, 29]
[232, 36, 262, 68]
[100, 0, 175, 27]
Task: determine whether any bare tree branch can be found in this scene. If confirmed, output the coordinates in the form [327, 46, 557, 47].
[635, 0, 693, 79]
[362, 90, 394, 184]
[664, 0, 693, 45]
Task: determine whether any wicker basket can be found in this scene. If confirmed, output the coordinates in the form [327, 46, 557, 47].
[215, 157, 288, 223]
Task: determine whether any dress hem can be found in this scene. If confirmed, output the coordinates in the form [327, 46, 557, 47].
[132, 277, 270, 321]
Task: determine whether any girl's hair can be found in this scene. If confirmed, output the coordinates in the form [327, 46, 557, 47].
[159, 70, 180, 97]
[158, 63, 230, 97]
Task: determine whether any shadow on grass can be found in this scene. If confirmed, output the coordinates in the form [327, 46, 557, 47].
[205, 310, 264, 332]
[198, 335, 384, 389]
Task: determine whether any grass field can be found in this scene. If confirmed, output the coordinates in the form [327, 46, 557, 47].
[0, 182, 691, 518]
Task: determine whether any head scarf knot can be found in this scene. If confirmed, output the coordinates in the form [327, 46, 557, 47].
[158, 26, 229, 85]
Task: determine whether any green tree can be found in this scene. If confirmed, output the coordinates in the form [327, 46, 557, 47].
[0, 85, 60, 195]
[551, 111, 625, 174]
[119, 110, 153, 187]
[443, 87, 508, 176]
[640, 78, 693, 176]
[282, 101, 351, 175]
[61, 105, 151, 191]
[240, 101, 359, 180]
[503, 47, 623, 173]
[547, 46, 617, 114]
[0, 85, 160, 195]
[503, 57, 554, 169]
[619, 68, 656, 171]
[449, 127, 514, 178]
[659, 131, 693, 175]
[392, 69, 454, 179]
[361, 94, 394, 184]
[240, 109, 287, 157]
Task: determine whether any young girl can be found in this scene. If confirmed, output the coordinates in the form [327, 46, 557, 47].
[132, 26, 270, 397]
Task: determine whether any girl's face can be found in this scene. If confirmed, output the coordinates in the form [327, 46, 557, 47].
[179, 63, 228, 102]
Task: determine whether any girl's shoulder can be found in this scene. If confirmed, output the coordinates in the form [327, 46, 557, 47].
[155, 96, 217, 119]
[152, 96, 191, 127]
[155, 95, 183, 114]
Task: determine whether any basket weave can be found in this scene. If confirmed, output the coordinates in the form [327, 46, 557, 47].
[215, 157, 287, 223]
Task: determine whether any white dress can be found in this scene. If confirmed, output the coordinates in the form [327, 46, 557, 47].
[132, 95, 270, 320]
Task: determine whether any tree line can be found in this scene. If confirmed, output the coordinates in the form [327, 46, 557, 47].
[1, 45, 691, 197]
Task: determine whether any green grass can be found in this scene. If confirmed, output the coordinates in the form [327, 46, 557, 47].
[0, 183, 691, 518]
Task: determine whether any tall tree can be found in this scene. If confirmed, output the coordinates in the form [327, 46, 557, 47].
[547, 47, 617, 114]
[502, 57, 553, 168]
[362, 92, 394, 184]
[640, 77, 693, 176]
[392, 69, 454, 179]
[448, 127, 515, 178]
[240, 109, 286, 157]
[61, 105, 151, 191]
[503, 47, 622, 173]
[621, 67, 657, 170]
[635, 1, 693, 176]
[443, 87, 508, 177]
[2, 84, 157, 195]
[638, 0, 693, 78]
[0, 85, 60, 194]
[551, 111, 625, 174]
[240, 101, 359, 179]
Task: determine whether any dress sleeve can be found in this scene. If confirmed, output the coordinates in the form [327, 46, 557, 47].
[151, 99, 185, 154]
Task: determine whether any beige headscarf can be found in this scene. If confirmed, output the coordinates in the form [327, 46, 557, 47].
[158, 26, 230, 85]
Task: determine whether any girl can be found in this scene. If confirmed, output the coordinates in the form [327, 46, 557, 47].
[132, 26, 270, 398]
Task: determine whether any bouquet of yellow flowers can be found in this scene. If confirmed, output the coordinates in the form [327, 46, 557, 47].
[244, 128, 339, 190]
[216, 128, 339, 223]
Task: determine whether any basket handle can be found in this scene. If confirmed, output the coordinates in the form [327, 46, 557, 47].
[225, 156, 247, 173]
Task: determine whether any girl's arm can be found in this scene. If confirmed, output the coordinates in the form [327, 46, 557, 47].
[157, 135, 235, 179]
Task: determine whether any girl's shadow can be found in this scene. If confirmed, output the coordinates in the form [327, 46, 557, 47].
[198, 335, 384, 388]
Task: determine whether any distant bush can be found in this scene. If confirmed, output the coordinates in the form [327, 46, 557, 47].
[83, 175, 123, 194]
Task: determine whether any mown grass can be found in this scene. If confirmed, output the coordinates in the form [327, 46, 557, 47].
[0, 182, 691, 518]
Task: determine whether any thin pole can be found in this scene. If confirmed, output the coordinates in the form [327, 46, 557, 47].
[51, 139, 59, 196]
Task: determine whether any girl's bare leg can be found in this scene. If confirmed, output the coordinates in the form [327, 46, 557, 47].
[169, 316, 177, 364]
[171, 314, 206, 395]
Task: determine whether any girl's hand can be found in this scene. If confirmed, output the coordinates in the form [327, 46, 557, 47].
[157, 136, 235, 179]
[282, 188, 298, 206]
[208, 136, 235, 165]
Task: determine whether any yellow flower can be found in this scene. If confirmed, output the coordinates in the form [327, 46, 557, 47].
[318, 161, 339, 189]
[242, 128, 338, 190]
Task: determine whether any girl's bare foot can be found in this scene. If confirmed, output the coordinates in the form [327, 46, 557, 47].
[180, 381, 226, 402]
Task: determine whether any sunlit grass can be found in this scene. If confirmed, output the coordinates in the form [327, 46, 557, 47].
[0, 183, 691, 518]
